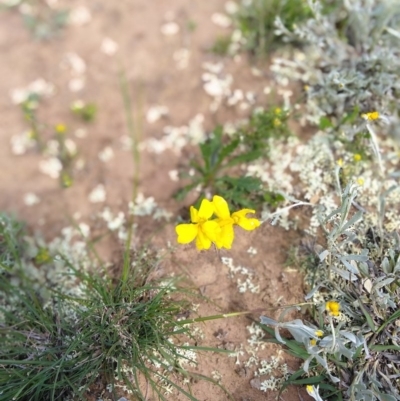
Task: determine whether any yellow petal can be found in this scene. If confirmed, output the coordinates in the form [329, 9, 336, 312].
[232, 209, 260, 231]
[215, 224, 234, 249]
[175, 223, 198, 244]
[190, 206, 199, 223]
[201, 220, 221, 242]
[198, 199, 214, 220]
[212, 195, 231, 219]
[196, 229, 212, 250]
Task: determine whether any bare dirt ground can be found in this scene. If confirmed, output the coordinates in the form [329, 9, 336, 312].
[0, 1, 310, 400]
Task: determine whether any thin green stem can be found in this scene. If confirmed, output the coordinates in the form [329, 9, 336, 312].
[118, 69, 143, 285]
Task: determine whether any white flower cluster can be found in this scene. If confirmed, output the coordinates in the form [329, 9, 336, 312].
[221, 257, 259, 294]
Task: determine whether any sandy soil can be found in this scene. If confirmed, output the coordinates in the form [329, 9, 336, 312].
[0, 1, 310, 400]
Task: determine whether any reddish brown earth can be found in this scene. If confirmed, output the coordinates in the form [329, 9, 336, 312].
[0, 1, 311, 400]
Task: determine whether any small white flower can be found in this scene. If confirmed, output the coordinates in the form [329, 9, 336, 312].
[39, 157, 62, 179]
[68, 78, 85, 92]
[68, 6, 92, 26]
[63, 53, 86, 75]
[23, 193, 40, 206]
[74, 128, 87, 138]
[88, 184, 106, 203]
[78, 223, 90, 238]
[98, 146, 114, 162]
[146, 105, 169, 123]
[247, 246, 257, 255]
[65, 139, 77, 155]
[225, 1, 239, 14]
[10, 131, 35, 155]
[168, 170, 179, 181]
[160, 22, 179, 36]
[211, 12, 231, 28]
[101, 37, 118, 55]
[202, 61, 224, 74]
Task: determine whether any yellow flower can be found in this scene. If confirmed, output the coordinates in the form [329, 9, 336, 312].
[212, 195, 235, 249]
[353, 153, 362, 162]
[231, 208, 261, 231]
[306, 385, 323, 401]
[337, 158, 344, 167]
[273, 118, 281, 127]
[326, 300, 340, 317]
[357, 177, 365, 186]
[175, 199, 220, 251]
[176, 195, 261, 251]
[310, 339, 317, 346]
[212, 196, 261, 249]
[315, 330, 324, 337]
[361, 111, 379, 121]
[55, 124, 66, 134]
[306, 385, 314, 394]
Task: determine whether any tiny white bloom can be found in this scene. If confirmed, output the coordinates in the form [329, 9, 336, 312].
[211, 13, 231, 28]
[146, 105, 169, 123]
[74, 128, 87, 138]
[68, 78, 85, 92]
[225, 1, 239, 14]
[39, 157, 62, 179]
[88, 184, 106, 203]
[68, 6, 92, 26]
[23, 193, 40, 206]
[101, 37, 118, 55]
[160, 22, 179, 36]
[168, 169, 179, 181]
[98, 146, 114, 162]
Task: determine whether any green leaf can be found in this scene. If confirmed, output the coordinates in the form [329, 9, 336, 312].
[358, 301, 377, 332]
[223, 149, 262, 168]
[263, 191, 285, 207]
[376, 309, 400, 335]
[370, 344, 400, 352]
[319, 116, 333, 130]
[200, 126, 223, 171]
[218, 138, 240, 165]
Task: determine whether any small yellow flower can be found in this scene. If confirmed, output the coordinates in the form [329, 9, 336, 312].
[361, 111, 380, 121]
[306, 385, 323, 401]
[337, 158, 344, 167]
[34, 247, 52, 265]
[175, 199, 221, 251]
[27, 130, 37, 140]
[273, 118, 282, 127]
[306, 385, 314, 394]
[55, 124, 66, 134]
[274, 107, 282, 115]
[212, 196, 235, 249]
[353, 153, 362, 162]
[310, 339, 317, 346]
[61, 171, 73, 188]
[357, 177, 365, 186]
[176, 195, 260, 251]
[304, 85, 310, 92]
[212, 195, 260, 249]
[231, 208, 260, 231]
[326, 300, 340, 317]
[315, 330, 324, 337]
